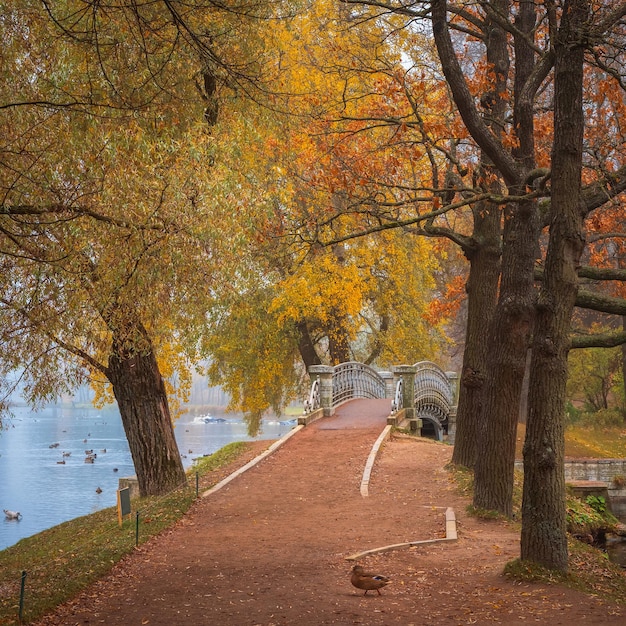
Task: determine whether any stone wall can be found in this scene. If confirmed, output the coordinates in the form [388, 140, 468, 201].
[563, 458, 626, 483]
[564, 459, 626, 520]
[514, 459, 626, 520]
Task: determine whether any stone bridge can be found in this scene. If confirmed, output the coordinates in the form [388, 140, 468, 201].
[301, 361, 458, 441]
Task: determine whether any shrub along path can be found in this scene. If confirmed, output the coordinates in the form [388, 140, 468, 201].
[35, 399, 624, 625]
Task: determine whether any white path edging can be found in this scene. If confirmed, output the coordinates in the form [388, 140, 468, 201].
[201, 425, 305, 498]
[360, 424, 393, 497]
[346, 507, 458, 561]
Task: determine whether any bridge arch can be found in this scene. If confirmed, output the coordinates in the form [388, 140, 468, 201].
[412, 361, 454, 441]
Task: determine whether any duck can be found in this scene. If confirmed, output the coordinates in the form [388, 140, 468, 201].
[350, 565, 391, 596]
[4, 509, 22, 520]
[95, 487, 102, 494]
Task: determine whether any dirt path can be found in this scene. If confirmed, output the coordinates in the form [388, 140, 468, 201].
[36, 400, 624, 625]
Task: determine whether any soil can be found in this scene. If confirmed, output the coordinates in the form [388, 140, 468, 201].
[35, 399, 625, 625]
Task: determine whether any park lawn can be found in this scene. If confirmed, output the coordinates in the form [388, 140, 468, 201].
[516, 423, 626, 459]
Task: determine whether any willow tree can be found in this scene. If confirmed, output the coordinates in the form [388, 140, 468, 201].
[0, 0, 281, 495]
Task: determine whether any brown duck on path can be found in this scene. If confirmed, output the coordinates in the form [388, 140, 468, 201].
[350, 565, 391, 596]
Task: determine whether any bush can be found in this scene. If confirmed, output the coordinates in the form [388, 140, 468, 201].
[577, 408, 623, 428]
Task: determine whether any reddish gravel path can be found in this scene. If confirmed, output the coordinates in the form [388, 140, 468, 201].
[36, 399, 624, 625]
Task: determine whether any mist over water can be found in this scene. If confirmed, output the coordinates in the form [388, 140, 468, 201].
[0, 405, 294, 551]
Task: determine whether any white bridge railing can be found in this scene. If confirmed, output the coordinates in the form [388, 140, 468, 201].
[332, 361, 387, 406]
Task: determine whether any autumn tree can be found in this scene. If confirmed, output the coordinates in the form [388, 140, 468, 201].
[296, 1, 626, 570]
[198, 4, 452, 426]
[0, 0, 285, 495]
[520, 0, 589, 571]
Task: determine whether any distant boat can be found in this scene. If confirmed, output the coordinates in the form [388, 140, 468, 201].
[203, 416, 227, 423]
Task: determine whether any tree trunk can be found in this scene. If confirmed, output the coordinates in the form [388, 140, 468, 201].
[473, 196, 539, 515]
[522, 0, 588, 572]
[470, 0, 540, 516]
[623, 315, 626, 422]
[451, 202, 501, 468]
[470, 0, 541, 516]
[448, 0, 511, 469]
[107, 325, 187, 497]
[296, 320, 322, 368]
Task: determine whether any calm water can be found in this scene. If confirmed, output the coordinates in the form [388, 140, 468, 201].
[0, 405, 295, 551]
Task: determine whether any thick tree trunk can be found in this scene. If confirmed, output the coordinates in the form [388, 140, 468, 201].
[451, 203, 501, 468]
[473, 196, 538, 515]
[469, 0, 540, 516]
[450, 0, 511, 469]
[107, 327, 187, 497]
[522, 0, 588, 572]
[623, 316, 626, 422]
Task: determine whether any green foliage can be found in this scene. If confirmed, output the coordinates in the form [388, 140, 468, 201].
[566, 491, 618, 537]
[202, 284, 305, 435]
[585, 494, 608, 515]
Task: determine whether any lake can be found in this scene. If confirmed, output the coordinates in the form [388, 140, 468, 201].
[0, 404, 295, 551]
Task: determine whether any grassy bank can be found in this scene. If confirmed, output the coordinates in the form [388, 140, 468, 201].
[0, 441, 253, 625]
[515, 422, 626, 459]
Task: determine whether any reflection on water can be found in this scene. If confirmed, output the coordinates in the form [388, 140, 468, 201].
[0, 405, 295, 551]
[606, 536, 626, 569]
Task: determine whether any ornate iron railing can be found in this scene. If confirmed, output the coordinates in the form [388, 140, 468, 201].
[332, 362, 387, 406]
[303, 361, 455, 433]
[413, 361, 453, 438]
[303, 376, 320, 413]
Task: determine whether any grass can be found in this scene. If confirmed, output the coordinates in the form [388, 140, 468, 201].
[515, 422, 626, 459]
[0, 441, 251, 625]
